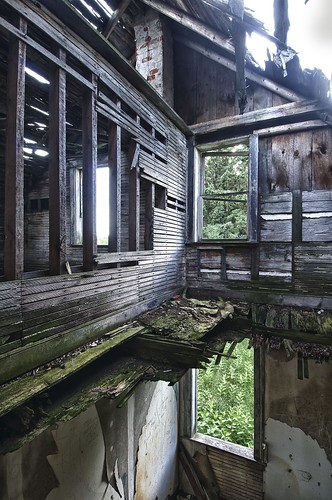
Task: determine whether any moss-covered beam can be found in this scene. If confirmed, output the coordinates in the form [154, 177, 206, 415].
[0, 325, 144, 418]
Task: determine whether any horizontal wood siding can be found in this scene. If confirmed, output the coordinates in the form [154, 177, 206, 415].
[208, 447, 264, 500]
[0, 0, 187, 383]
[302, 190, 332, 242]
[294, 243, 332, 295]
[187, 128, 332, 300]
[181, 437, 264, 500]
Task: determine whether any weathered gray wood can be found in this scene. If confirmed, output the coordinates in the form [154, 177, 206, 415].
[27, 0, 191, 135]
[140, 0, 235, 56]
[0, 289, 178, 385]
[255, 120, 326, 137]
[103, 0, 131, 39]
[248, 134, 259, 242]
[144, 182, 154, 251]
[4, 16, 26, 280]
[129, 123, 140, 251]
[49, 47, 67, 275]
[82, 75, 98, 270]
[0, 15, 95, 91]
[108, 106, 122, 252]
[192, 100, 327, 137]
[0, 325, 145, 418]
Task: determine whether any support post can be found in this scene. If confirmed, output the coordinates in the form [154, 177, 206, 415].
[49, 48, 67, 275]
[82, 75, 97, 270]
[4, 16, 27, 280]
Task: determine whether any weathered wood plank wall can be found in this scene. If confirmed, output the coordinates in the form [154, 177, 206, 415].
[173, 43, 288, 125]
[0, 0, 187, 384]
[183, 51, 332, 302]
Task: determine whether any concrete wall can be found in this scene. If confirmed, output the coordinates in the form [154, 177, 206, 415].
[264, 350, 332, 499]
[0, 381, 178, 500]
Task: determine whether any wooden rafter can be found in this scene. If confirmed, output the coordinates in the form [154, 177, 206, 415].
[139, 0, 236, 56]
[103, 0, 132, 39]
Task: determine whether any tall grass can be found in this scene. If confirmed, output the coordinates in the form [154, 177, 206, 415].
[196, 339, 254, 448]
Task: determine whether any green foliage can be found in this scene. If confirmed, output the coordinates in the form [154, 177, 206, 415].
[203, 145, 249, 239]
[196, 339, 254, 448]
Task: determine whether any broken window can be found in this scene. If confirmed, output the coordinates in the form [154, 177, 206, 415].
[196, 339, 254, 448]
[198, 136, 258, 242]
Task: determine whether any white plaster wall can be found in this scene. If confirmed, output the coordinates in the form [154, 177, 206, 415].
[264, 418, 332, 500]
[264, 353, 332, 500]
[46, 406, 113, 500]
[134, 381, 178, 500]
[0, 380, 178, 500]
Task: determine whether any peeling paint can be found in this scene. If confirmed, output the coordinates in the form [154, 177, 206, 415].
[46, 406, 110, 500]
[134, 381, 177, 500]
[264, 419, 332, 500]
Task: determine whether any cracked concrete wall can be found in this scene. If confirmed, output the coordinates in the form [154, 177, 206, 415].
[264, 350, 332, 499]
[0, 381, 178, 500]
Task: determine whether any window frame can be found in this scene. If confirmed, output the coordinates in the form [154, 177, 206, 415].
[196, 135, 258, 243]
[179, 344, 265, 463]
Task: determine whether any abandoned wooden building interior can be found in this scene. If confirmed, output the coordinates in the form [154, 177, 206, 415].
[1, 0, 332, 498]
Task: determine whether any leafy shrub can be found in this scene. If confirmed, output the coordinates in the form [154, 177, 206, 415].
[196, 339, 254, 448]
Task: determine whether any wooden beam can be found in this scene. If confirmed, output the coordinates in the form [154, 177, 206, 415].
[128, 167, 140, 251]
[0, 289, 176, 385]
[248, 134, 259, 242]
[19, 0, 191, 136]
[4, 16, 26, 281]
[231, 0, 247, 113]
[201, 0, 288, 49]
[82, 76, 98, 270]
[108, 104, 122, 253]
[274, 0, 289, 46]
[103, 0, 132, 39]
[140, 0, 235, 55]
[254, 120, 327, 137]
[49, 48, 67, 275]
[192, 100, 329, 138]
[173, 35, 303, 102]
[0, 325, 145, 418]
[144, 182, 154, 251]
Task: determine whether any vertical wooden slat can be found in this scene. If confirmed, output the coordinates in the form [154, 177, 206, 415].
[49, 47, 66, 275]
[251, 246, 260, 279]
[248, 133, 259, 242]
[144, 182, 154, 250]
[129, 167, 140, 251]
[108, 107, 121, 252]
[129, 117, 140, 252]
[187, 137, 195, 242]
[82, 75, 97, 270]
[254, 346, 265, 463]
[4, 16, 27, 281]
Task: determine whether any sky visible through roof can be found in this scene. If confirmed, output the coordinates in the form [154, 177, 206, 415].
[244, 0, 332, 80]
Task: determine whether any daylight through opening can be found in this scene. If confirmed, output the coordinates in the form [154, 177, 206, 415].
[202, 143, 249, 240]
[196, 338, 254, 448]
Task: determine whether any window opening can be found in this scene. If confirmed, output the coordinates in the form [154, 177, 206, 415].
[155, 184, 166, 210]
[201, 142, 249, 240]
[67, 76, 84, 257]
[24, 49, 50, 272]
[96, 166, 109, 245]
[196, 338, 254, 448]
